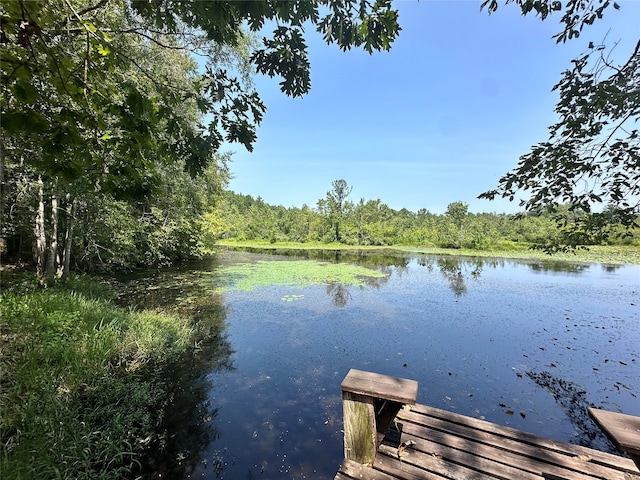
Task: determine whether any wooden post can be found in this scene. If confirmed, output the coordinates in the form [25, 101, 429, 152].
[340, 369, 418, 465]
[342, 391, 377, 464]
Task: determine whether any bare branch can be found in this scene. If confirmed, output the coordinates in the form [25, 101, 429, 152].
[77, 0, 110, 18]
[617, 39, 640, 76]
[120, 28, 207, 56]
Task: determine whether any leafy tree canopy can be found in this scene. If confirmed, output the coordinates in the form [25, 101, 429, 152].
[1, 0, 400, 195]
[445, 201, 469, 229]
[1, 0, 637, 251]
[478, 0, 640, 251]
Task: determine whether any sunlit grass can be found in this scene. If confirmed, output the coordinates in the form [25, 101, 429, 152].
[0, 276, 193, 480]
[399, 244, 640, 265]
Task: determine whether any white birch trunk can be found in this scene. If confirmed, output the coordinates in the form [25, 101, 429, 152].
[34, 176, 47, 282]
[44, 181, 59, 284]
[59, 195, 77, 279]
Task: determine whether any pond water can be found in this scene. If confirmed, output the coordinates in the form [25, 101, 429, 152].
[120, 249, 640, 479]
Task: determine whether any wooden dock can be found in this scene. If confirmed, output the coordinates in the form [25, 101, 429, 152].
[334, 369, 640, 480]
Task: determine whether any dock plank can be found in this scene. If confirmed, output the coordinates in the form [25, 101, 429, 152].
[400, 412, 621, 480]
[589, 408, 640, 459]
[378, 440, 520, 480]
[335, 402, 640, 480]
[404, 406, 632, 480]
[408, 403, 638, 473]
[380, 430, 545, 480]
[341, 369, 419, 405]
[336, 458, 405, 479]
[374, 452, 467, 480]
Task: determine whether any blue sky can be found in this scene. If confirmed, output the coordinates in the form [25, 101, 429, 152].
[225, 0, 640, 214]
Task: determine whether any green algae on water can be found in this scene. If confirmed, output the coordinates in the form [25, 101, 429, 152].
[215, 260, 387, 292]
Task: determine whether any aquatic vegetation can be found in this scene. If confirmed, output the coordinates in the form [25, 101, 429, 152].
[215, 259, 387, 292]
[282, 294, 305, 302]
[525, 370, 616, 453]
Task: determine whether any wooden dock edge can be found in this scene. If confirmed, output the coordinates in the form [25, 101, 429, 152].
[340, 369, 418, 465]
[334, 370, 640, 480]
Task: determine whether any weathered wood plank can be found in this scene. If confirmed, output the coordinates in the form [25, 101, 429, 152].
[335, 371, 640, 480]
[342, 391, 377, 464]
[402, 407, 638, 480]
[378, 440, 526, 480]
[336, 403, 640, 480]
[373, 452, 456, 480]
[589, 407, 640, 468]
[341, 369, 418, 405]
[399, 417, 622, 480]
[336, 458, 401, 479]
[408, 403, 639, 473]
[379, 430, 545, 480]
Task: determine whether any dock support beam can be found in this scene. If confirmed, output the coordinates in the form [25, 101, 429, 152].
[342, 391, 377, 464]
[340, 369, 418, 465]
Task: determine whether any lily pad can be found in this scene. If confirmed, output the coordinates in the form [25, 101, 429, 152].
[282, 294, 305, 302]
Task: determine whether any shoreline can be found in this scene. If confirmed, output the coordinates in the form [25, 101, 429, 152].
[216, 240, 640, 266]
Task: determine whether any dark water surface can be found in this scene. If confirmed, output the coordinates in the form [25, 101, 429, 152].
[120, 249, 640, 479]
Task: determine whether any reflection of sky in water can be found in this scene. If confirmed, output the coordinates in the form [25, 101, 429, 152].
[154, 252, 639, 479]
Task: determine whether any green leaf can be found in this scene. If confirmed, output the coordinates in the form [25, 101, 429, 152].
[97, 44, 111, 56]
[2, 110, 49, 134]
[11, 81, 40, 104]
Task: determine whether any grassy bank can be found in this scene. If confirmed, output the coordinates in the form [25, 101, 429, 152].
[216, 239, 640, 265]
[0, 276, 193, 479]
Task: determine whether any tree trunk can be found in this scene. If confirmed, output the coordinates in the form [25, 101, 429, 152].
[0, 137, 5, 258]
[34, 177, 48, 282]
[59, 194, 77, 279]
[44, 180, 59, 285]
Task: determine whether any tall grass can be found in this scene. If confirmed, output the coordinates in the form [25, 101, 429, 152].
[0, 276, 193, 479]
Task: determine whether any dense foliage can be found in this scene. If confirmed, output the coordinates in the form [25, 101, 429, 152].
[1, 0, 252, 280]
[1, 0, 638, 280]
[1, 0, 638, 278]
[3, 156, 231, 272]
[0, 277, 194, 479]
[212, 181, 639, 249]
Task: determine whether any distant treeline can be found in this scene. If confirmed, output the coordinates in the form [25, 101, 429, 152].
[208, 187, 638, 250]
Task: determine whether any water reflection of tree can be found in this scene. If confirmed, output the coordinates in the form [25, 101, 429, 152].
[114, 261, 223, 314]
[416, 255, 483, 297]
[145, 328, 235, 478]
[114, 262, 236, 478]
[324, 261, 393, 306]
[601, 264, 623, 273]
[526, 370, 617, 454]
[236, 247, 411, 270]
[527, 261, 590, 275]
[326, 282, 351, 307]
